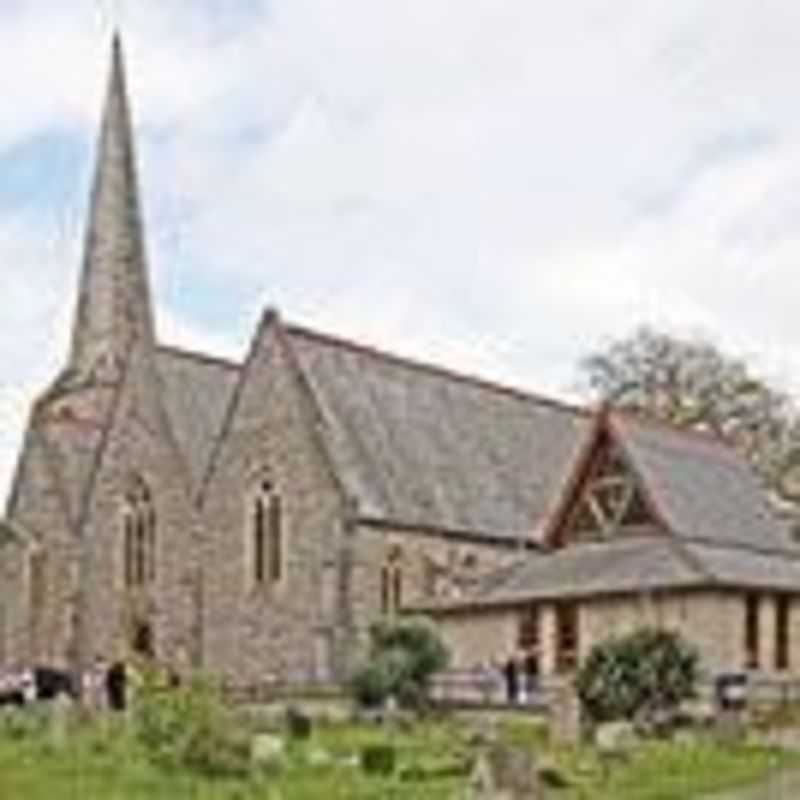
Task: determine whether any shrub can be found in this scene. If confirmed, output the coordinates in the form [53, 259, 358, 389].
[0, 705, 49, 740]
[286, 706, 312, 740]
[361, 743, 397, 775]
[352, 660, 395, 709]
[576, 627, 699, 725]
[351, 619, 449, 710]
[131, 668, 248, 777]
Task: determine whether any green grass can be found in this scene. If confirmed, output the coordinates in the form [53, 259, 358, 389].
[557, 739, 798, 800]
[0, 712, 797, 800]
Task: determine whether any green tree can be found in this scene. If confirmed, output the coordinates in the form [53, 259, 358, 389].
[580, 326, 800, 500]
[351, 619, 450, 710]
[576, 627, 699, 724]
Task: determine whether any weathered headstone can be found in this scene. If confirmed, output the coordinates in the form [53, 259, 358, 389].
[250, 733, 286, 770]
[286, 706, 312, 740]
[549, 679, 582, 746]
[467, 743, 542, 800]
[48, 693, 75, 750]
[594, 720, 637, 758]
[307, 747, 334, 768]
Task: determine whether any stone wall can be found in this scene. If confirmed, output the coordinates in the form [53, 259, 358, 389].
[2, 343, 201, 675]
[4, 427, 82, 670]
[349, 521, 521, 660]
[75, 344, 200, 671]
[433, 589, 800, 682]
[434, 607, 519, 670]
[201, 322, 350, 686]
[580, 591, 743, 673]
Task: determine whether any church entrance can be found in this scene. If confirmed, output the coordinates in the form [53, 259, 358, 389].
[130, 619, 155, 660]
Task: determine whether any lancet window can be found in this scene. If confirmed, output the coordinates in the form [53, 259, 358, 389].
[380, 546, 404, 615]
[251, 478, 283, 587]
[123, 476, 156, 588]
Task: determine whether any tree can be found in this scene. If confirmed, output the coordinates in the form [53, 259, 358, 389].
[351, 619, 450, 710]
[575, 627, 699, 725]
[580, 326, 800, 501]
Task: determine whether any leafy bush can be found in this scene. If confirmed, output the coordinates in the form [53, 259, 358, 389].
[0, 705, 49, 740]
[361, 743, 397, 775]
[132, 668, 248, 777]
[576, 627, 699, 725]
[351, 619, 449, 710]
[286, 706, 312, 740]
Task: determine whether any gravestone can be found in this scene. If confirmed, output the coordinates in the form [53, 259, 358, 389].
[250, 733, 286, 770]
[467, 743, 542, 800]
[48, 693, 75, 750]
[549, 679, 582, 745]
[595, 721, 637, 759]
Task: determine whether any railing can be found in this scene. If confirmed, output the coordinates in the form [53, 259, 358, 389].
[429, 669, 548, 710]
[221, 678, 344, 705]
[219, 671, 800, 713]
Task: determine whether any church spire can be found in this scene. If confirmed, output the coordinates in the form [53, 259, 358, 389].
[68, 33, 154, 382]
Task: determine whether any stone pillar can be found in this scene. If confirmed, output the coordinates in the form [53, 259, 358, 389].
[540, 604, 557, 678]
[760, 595, 776, 674]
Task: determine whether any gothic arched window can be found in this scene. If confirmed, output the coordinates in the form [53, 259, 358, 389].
[380, 546, 404, 615]
[251, 479, 284, 587]
[123, 476, 156, 588]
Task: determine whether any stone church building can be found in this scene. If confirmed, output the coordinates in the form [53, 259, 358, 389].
[2, 37, 800, 689]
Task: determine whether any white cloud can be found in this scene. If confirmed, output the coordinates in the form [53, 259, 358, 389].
[3, 1, 800, 503]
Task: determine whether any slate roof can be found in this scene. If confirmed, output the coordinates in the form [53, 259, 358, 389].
[285, 324, 590, 539]
[416, 537, 706, 610]
[613, 414, 796, 552]
[683, 542, 800, 592]
[152, 320, 590, 539]
[73, 314, 800, 607]
[156, 346, 240, 491]
[421, 410, 800, 611]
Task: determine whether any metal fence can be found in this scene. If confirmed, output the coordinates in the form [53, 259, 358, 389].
[219, 671, 800, 713]
[428, 669, 548, 711]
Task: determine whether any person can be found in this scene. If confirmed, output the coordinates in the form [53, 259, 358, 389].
[105, 661, 127, 711]
[19, 668, 36, 704]
[516, 652, 528, 705]
[523, 650, 540, 702]
[503, 655, 518, 705]
[0, 669, 23, 706]
[89, 656, 108, 709]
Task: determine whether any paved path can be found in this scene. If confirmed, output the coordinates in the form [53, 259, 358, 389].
[700, 769, 800, 800]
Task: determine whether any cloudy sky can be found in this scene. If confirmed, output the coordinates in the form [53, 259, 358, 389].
[2, 0, 800, 503]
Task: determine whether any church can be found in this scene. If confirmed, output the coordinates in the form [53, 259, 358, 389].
[2, 36, 800, 690]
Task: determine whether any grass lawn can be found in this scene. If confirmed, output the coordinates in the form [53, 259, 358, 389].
[0, 711, 798, 799]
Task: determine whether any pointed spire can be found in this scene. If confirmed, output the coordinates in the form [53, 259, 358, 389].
[68, 33, 154, 382]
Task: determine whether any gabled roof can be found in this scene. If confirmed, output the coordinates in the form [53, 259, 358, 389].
[157, 317, 590, 539]
[284, 323, 590, 540]
[682, 541, 800, 592]
[156, 346, 240, 491]
[415, 537, 706, 611]
[424, 409, 800, 610]
[612, 413, 796, 552]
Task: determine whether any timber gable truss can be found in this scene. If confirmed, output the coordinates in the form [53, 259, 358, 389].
[547, 418, 664, 550]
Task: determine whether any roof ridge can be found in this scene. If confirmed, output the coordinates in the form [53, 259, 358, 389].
[157, 342, 241, 372]
[610, 407, 733, 451]
[284, 321, 587, 417]
[197, 310, 278, 504]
